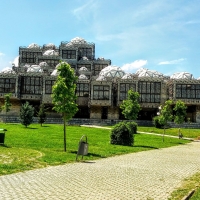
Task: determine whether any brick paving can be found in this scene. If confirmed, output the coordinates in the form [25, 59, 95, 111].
[0, 141, 200, 200]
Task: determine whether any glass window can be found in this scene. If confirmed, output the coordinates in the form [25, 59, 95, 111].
[119, 83, 136, 100]
[93, 85, 109, 100]
[76, 83, 89, 97]
[176, 84, 200, 99]
[0, 78, 16, 93]
[138, 81, 161, 103]
[21, 76, 41, 94]
[45, 80, 55, 94]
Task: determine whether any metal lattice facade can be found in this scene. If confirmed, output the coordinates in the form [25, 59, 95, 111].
[1, 37, 200, 122]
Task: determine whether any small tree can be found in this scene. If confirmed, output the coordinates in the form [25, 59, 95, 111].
[52, 61, 78, 152]
[2, 93, 12, 123]
[37, 103, 47, 126]
[158, 100, 173, 141]
[20, 101, 34, 128]
[120, 90, 141, 120]
[173, 100, 187, 138]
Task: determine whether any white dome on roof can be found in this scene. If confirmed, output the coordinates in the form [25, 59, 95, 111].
[79, 67, 88, 72]
[51, 69, 59, 76]
[136, 68, 163, 78]
[28, 43, 40, 49]
[43, 50, 58, 56]
[170, 72, 194, 80]
[99, 65, 125, 78]
[39, 62, 48, 67]
[82, 56, 88, 60]
[96, 75, 107, 81]
[55, 61, 67, 69]
[135, 68, 147, 75]
[27, 65, 42, 73]
[121, 73, 133, 79]
[1, 67, 15, 74]
[78, 74, 88, 80]
[66, 37, 87, 46]
[45, 43, 55, 48]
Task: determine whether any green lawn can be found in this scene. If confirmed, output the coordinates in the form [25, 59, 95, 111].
[0, 123, 190, 176]
[137, 126, 200, 139]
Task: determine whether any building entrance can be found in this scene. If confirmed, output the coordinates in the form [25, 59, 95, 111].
[101, 107, 108, 119]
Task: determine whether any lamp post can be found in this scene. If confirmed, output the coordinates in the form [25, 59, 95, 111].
[157, 106, 161, 116]
[157, 105, 165, 142]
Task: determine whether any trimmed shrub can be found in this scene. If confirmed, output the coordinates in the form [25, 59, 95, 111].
[110, 121, 137, 146]
[153, 116, 164, 128]
[126, 121, 137, 134]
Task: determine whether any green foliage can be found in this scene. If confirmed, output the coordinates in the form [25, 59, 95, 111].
[120, 90, 141, 120]
[173, 100, 187, 125]
[153, 116, 164, 128]
[2, 93, 12, 113]
[157, 100, 173, 141]
[37, 104, 47, 126]
[52, 61, 78, 151]
[2, 93, 12, 123]
[19, 101, 34, 128]
[158, 100, 173, 127]
[52, 62, 78, 121]
[110, 121, 137, 146]
[126, 121, 137, 134]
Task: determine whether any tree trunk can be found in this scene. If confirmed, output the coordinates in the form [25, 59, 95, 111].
[163, 127, 165, 142]
[63, 113, 67, 152]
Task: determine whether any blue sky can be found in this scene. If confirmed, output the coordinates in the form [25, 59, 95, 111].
[0, 0, 200, 78]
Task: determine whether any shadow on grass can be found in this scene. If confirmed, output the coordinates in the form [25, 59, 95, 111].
[26, 127, 38, 129]
[77, 160, 96, 164]
[133, 145, 159, 149]
[70, 150, 103, 158]
[0, 144, 11, 148]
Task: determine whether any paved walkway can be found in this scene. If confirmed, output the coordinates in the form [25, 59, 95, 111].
[0, 140, 200, 200]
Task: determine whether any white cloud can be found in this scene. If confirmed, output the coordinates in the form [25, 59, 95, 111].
[158, 58, 186, 65]
[0, 52, 5, 57]
[12, 56, 19, 67]
[72, 0, 97, 21]
[121, 60, 148, 73]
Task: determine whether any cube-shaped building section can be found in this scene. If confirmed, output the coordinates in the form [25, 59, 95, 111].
[1, 37, 200, 123]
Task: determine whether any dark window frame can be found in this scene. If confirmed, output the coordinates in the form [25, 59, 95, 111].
[76, 83, 89, 97]
[176, 84, 200, 99]
[119, 83, 136, 101]
[0, 78, 16, 93]
[93, 85, 109, 100]
[93, 64, 108, 76]
[21, 51, 42, 64]
[138, 81, 161, 103]
[21, 76, 41, 94]
[45, 80, 55, 94]
[62, 50, 76, 59]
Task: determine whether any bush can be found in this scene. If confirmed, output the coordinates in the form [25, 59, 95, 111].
[126, 121, 137, 134]
[110, 121, 137, 146]
[153, 116, 164, 128]
[20, 101, 34, 128]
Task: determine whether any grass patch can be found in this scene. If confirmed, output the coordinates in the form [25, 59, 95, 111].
[0, 123, 190, 176]
[137, 126, 200, 139]
[169, 172, 200, 200]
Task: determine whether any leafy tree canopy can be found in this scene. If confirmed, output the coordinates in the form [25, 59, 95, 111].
[20, 101, 34, 128]
[52, 62, 78, 121]
[158, 100, 173, 127]
[173, 100, 187, 125]
[120, 90, 141, 120]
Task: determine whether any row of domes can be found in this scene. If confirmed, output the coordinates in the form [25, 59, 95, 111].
[27, 37, 88, 49]
[0, 64, 198, 81]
